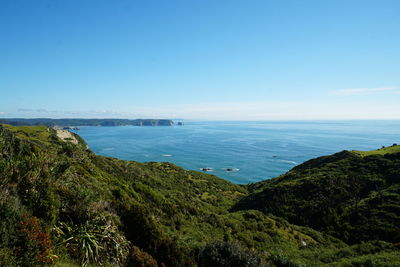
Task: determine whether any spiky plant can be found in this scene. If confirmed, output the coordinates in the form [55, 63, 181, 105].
[53, 218, 130, 266]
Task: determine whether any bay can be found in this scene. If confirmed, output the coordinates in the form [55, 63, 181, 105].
[73, 120, 400, 184]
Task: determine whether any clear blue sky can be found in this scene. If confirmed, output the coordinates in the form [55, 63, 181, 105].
[1, 0, 399, 120]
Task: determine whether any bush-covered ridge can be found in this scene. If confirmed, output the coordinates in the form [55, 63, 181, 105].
[0, 124, 399, 266]
[234, 149, 400, 245]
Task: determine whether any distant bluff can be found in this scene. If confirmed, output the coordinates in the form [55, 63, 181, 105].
[0, 118, 174, 127]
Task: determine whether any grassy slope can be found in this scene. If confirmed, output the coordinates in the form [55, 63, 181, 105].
[1, 125, 399, 266]
[352, 144, 400, 157]
[2, 125, 53, 145]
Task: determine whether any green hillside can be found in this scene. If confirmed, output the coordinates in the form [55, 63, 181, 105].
[0, 125, 399, 266]
[352, 144, 400, 157]
[234, 149, 400, 244]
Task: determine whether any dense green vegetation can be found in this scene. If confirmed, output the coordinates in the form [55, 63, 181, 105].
[0, 118, 174, 127]
[0, 124, 399, 266]
[234, 150, 400, 245]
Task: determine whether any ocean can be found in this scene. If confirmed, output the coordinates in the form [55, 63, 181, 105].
[73, 120, 400, 184]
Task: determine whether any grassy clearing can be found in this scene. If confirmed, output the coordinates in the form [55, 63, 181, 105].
[352, 144, 400, 157]
[1, 124, 54, 146]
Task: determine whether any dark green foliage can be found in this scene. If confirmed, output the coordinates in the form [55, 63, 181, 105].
[117, 203, 193, 266]
[0, 248, 18, 266]
[233, 150, 400, 244]
[18, 173, 60, 226]
[0, 199, 23, 248]
[128, 246, 158, 267]
[1, 124, 400, 266]
[197, 241, 270, 267]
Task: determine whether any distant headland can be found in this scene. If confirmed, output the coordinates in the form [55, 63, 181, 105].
[0, 118, 175, 127]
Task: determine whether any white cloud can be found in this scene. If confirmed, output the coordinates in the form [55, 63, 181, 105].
[332, 87, 397, 95]
[11, 99, 400, 120]
[18, 108, 56, 113]
[126, 100, 400, 120]
[15, 108, 158, 119]
[0, 112, 7, 115]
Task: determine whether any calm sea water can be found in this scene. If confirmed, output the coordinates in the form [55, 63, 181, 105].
[73, 121, 400, 184]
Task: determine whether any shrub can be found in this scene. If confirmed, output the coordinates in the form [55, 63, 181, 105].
[53, 218, 130, 266]
[197, 241, 269, 267]
[15, 215, 55, 266]
[0, 248, 17, 266]
[0, 199, 23, 248]
[128, 245, 158, 267]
